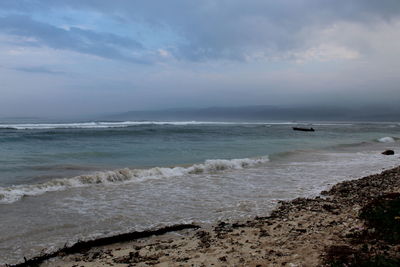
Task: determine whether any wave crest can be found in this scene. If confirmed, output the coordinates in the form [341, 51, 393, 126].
[0, 121, 208, 130]
[377, 137, 396, 143]
[0, 121, 293, 130]
[0, 156, 269, 204]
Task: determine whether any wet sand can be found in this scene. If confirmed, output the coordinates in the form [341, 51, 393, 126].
[11, 165, 400, 267]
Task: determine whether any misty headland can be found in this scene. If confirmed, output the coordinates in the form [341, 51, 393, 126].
[103, 105, 400, 122]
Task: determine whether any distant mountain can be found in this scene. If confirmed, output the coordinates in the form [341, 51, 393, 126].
[103, 105, 400, 122]
[0, 116, 46, 123]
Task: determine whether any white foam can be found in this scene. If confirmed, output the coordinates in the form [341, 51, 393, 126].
[377, 136, 395, 143]
[0, 156, 269, 204]
[0, 121, 208, 130]
[0, 121, 307, 130]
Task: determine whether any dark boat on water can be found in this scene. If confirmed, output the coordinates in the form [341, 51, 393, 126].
[292, 127, 315, 132]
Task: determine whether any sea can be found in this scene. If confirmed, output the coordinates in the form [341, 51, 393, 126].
[0, 120, 399, 264]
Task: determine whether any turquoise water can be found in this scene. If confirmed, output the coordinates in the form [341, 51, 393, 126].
[0, 120, 399, 264]
[0, 121, 398, 187]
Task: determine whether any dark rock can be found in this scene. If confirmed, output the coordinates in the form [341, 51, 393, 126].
[214, 221, 234, 238]
[88, 251, 101, 260]
[259, 229, 270, 237]
[218, 256, 227, 262]
[231, 222, 246, 228]
[195, 230, 212, 248]
[382, 150, 395, 155]
[320, 190, 329, 195]
[322, 204, 337, 212]
[176, 257, 190, 262]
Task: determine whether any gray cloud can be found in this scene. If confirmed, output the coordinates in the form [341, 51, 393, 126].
[0, 1, 400, 117]
[0, 15, 146, 63]
[2, 0, 399, 61]
[1, 1, 400, 61]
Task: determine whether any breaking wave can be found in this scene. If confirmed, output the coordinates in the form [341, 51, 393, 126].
[377, 136, 396, 143]
[0, 121, 298, 130]
[0, 156, 269, 204]
[0, 121, 218, 130]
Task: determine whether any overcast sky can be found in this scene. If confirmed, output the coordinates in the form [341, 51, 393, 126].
[0, 0, 399, 117]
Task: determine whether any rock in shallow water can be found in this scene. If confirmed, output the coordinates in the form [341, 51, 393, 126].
[382, 150, 395, 155]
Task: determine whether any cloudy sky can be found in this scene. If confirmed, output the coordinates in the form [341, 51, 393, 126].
[0, 0, 399, 117]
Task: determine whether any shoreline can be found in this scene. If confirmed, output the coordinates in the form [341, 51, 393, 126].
[8, 165, 400, 266]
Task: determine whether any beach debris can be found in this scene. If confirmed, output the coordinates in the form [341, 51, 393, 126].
[11, 224, 199, 267]
[382, 150, 395, 155]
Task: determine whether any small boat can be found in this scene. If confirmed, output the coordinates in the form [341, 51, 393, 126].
[292, 127, 315, 132]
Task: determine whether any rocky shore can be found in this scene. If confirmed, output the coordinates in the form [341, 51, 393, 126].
[10, 166, 400, 267]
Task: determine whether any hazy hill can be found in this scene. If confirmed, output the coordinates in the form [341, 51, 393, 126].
[103, 105, 400, 122]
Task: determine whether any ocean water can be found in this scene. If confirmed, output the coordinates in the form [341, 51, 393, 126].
[0, 121, 399, 264]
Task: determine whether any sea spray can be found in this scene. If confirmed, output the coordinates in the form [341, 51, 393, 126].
[377, 137, 396, 143]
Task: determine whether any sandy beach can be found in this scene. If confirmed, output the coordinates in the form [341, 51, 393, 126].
[10, 164, 399, 267]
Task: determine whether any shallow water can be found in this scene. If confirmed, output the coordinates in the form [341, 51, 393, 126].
[0, 121, 399, 264]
